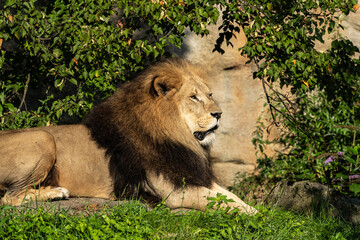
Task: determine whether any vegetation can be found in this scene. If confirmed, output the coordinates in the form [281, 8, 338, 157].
[1, 200, 359, 239]
[1, 1, 360, 237]
[213, 0, 360, 197]
[0, 0, 359, 209]
[0, 0, 220, 128]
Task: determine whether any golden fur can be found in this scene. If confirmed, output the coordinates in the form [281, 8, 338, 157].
[0, 59, 257, 214]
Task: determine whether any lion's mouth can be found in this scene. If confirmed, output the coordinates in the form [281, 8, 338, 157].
[193, 125, 219, 141]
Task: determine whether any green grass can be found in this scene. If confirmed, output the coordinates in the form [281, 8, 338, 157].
[0, 201, 359, 240]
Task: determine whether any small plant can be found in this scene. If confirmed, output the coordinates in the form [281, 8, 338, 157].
[322, 152, 360, 196]
[206, 192, 235, 213]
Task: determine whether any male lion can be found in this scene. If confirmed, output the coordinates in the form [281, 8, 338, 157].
[0, 59, 257, 214]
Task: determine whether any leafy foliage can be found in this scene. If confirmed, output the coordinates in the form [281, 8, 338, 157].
[216, 0, 359, 95]
[254, 90, 360, 197]
[213, 0, 360, 197]
[0, 0, 220, 129]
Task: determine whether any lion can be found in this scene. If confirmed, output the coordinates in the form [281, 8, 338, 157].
[0, 59, 257, 214]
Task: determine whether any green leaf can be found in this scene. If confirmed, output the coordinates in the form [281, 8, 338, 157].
[53, 48, 62, 58]
[328, 20, 335, 33]
[349, 184, 360, 196]
[56, 109, 62, 119]
[4, 103, 17, 112]
[348, 147, 358, 155]
[69, 78, 77, 86]
[0, 92, 4, 104]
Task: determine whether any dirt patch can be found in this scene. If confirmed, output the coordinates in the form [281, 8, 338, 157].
[12, 197, 197, 216]
[15, 198, 137, 215]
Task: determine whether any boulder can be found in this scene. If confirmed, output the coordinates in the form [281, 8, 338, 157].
[266, 180, 360, 224]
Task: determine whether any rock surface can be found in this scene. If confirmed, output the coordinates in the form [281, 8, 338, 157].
[266, 180, 360, 224]
[341, 2, 360, 57]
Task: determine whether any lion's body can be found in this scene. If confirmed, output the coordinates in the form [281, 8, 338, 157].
[0, 59, 257, 214]
[0, 125, 113, 202]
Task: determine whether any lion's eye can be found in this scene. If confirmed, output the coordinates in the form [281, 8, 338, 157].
[190, 95, 199, 101]
[209, 93, 213, 98]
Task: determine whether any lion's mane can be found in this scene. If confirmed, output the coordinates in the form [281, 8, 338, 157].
[83, 59, 215, 197]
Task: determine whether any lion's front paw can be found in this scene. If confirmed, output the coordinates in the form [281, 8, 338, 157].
[53, 187, 70, 199]
[246, 206, 259, 216]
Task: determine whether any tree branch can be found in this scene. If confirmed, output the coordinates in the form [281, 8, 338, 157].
[17, 73, 30, 112]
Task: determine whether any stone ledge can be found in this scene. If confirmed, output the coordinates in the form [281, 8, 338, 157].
[266, 180, 360, 224]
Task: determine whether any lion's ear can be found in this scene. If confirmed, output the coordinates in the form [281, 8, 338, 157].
[152, 76, 183, 98]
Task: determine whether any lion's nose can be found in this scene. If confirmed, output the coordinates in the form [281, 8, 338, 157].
[211, 112, 222, 120]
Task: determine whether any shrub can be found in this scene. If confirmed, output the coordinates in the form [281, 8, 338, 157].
[214, 0, 360, 197]
[0, 0, 220, 129]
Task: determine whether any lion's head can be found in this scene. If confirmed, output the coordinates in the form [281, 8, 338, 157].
[84, 58, 220, 193]
[148, 59, 222, 147]
[179, 78, 222, 146]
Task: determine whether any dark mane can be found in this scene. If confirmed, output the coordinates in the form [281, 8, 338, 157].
[83, 59, 215, 197]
